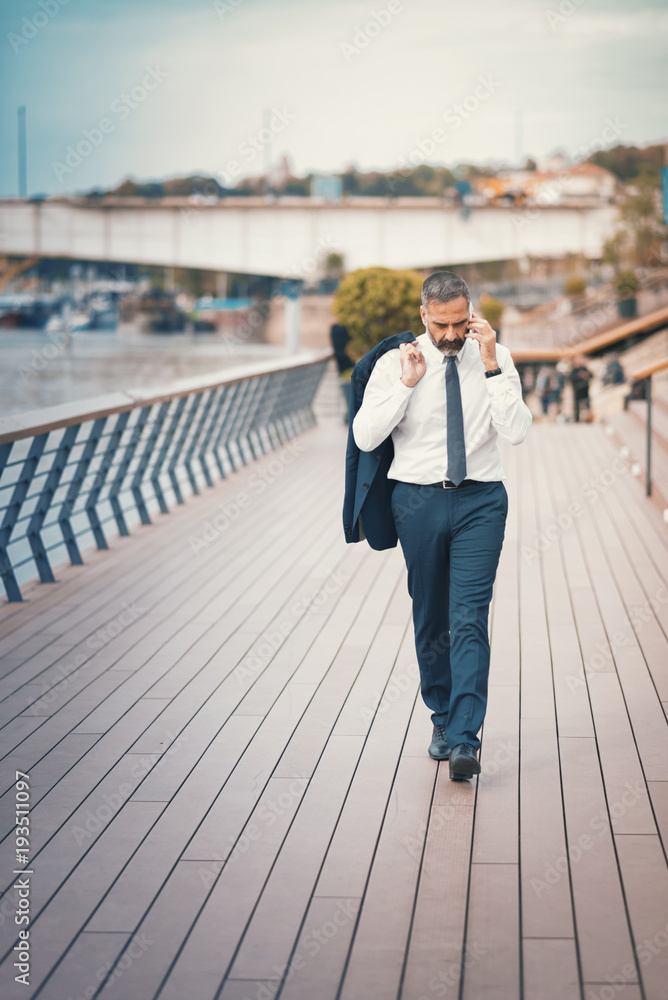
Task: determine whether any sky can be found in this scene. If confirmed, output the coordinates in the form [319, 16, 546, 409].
[0, 0, 667, 197]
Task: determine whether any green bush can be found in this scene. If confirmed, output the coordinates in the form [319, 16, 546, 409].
[332, 266, 423, 362]
[615, 270, 640, 298]
[564, 276, 587, 297]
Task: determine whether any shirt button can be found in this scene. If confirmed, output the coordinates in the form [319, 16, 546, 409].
[363, 483, 369, 489]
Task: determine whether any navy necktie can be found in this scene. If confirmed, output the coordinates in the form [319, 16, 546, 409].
[445, 356, 467, 486]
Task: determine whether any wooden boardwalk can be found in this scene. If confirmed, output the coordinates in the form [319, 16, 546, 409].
[0, 414, 667, 1000]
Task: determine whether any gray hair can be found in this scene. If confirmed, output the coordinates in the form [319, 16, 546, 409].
[421, 270, 470, 309]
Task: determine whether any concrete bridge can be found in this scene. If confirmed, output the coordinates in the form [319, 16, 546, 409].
[0, 196, 618, 277]
[0, 355, 667, 999]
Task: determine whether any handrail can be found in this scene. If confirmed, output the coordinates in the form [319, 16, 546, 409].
[626, 356, 668, 382]
[561, 305, 668, 357]
[0, 351, 332, 445]
[0, 350, 332, 601]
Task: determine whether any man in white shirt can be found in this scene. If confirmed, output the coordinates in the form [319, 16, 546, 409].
[353, 270, 531, 779]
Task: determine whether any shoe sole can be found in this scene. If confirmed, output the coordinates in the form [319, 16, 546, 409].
[428, 747, 451, 761]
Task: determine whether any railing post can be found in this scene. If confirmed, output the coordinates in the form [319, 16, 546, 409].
[0, 352, 332, 598]
[150, 396, 187, 512]
[197, 386, 228, 486]
[168, 395, 202, 504]
[646, 374, 652, 497]
[86, 411, 130, 549]
[183, 389, 217, 495]
[59, 417, 106, 565]
[0, 435, 48, 601]
[131, 401, 170, 524]
[27, 424, 79, 583]
[108, 406, 152, 535]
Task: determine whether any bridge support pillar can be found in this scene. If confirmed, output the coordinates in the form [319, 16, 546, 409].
[283, 279, 303, 354]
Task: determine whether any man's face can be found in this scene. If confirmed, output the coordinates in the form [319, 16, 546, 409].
[420, 296, 470, 355]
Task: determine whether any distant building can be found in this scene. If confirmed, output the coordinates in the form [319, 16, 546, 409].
[526, 163, 618, 203]
[311, 174, 343, 201]
[472, 161, 618, 206]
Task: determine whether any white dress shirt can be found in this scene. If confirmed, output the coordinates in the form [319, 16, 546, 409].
[352, 332, 532, 483]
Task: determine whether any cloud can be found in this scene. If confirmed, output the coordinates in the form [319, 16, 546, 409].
[0, 0, 665, 195]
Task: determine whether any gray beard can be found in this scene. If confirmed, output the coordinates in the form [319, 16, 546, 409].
[428, 332, 465, 356]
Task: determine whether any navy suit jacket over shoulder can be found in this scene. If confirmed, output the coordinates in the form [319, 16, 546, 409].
[342, 331, 416, 550]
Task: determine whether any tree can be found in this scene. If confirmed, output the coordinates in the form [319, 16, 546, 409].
[332, 267, 423, 363]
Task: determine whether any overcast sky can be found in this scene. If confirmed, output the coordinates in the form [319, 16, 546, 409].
[1, 0, 666, 197]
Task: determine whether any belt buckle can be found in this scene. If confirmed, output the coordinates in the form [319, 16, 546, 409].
[442, 479, 456, 489]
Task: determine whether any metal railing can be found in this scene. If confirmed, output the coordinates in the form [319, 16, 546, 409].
[0, 352, 331, 601]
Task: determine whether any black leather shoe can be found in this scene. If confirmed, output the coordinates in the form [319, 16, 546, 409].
[428, 724, 450, 760]
[449, 743, 480, 780]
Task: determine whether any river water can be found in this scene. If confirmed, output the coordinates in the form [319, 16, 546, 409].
[0, 328, 286, 417]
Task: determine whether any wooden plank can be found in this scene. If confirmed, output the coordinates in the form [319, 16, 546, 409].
[614, 834, 668, 1000]
[647, 780, 668, 851]
[159, 736, 364, 1000]
[316, 629, 421, 899]
[274, 896, 361, 1000]
[400, 764, 475, 1000]
[0, 801, 163, 996]
[551, 430, 668, 781]
[0, 429, 332, 679]
[461, 863, 520, 1000]
[559, 736, 638, 982]
[523, 939, 580, 1000]
[13, 931, 131, 1000]
[337, 756, 436, 1000]
[520, 719, 574, 938]
[471, 683, 519, 864]
[91, 860, 224, 1000]
[530, 431, 596, 738]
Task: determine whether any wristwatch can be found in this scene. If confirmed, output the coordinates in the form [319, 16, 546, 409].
[484, 368, 502, 378]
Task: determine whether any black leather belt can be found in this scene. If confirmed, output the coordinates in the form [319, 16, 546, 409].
[423, 479, 478, 488]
